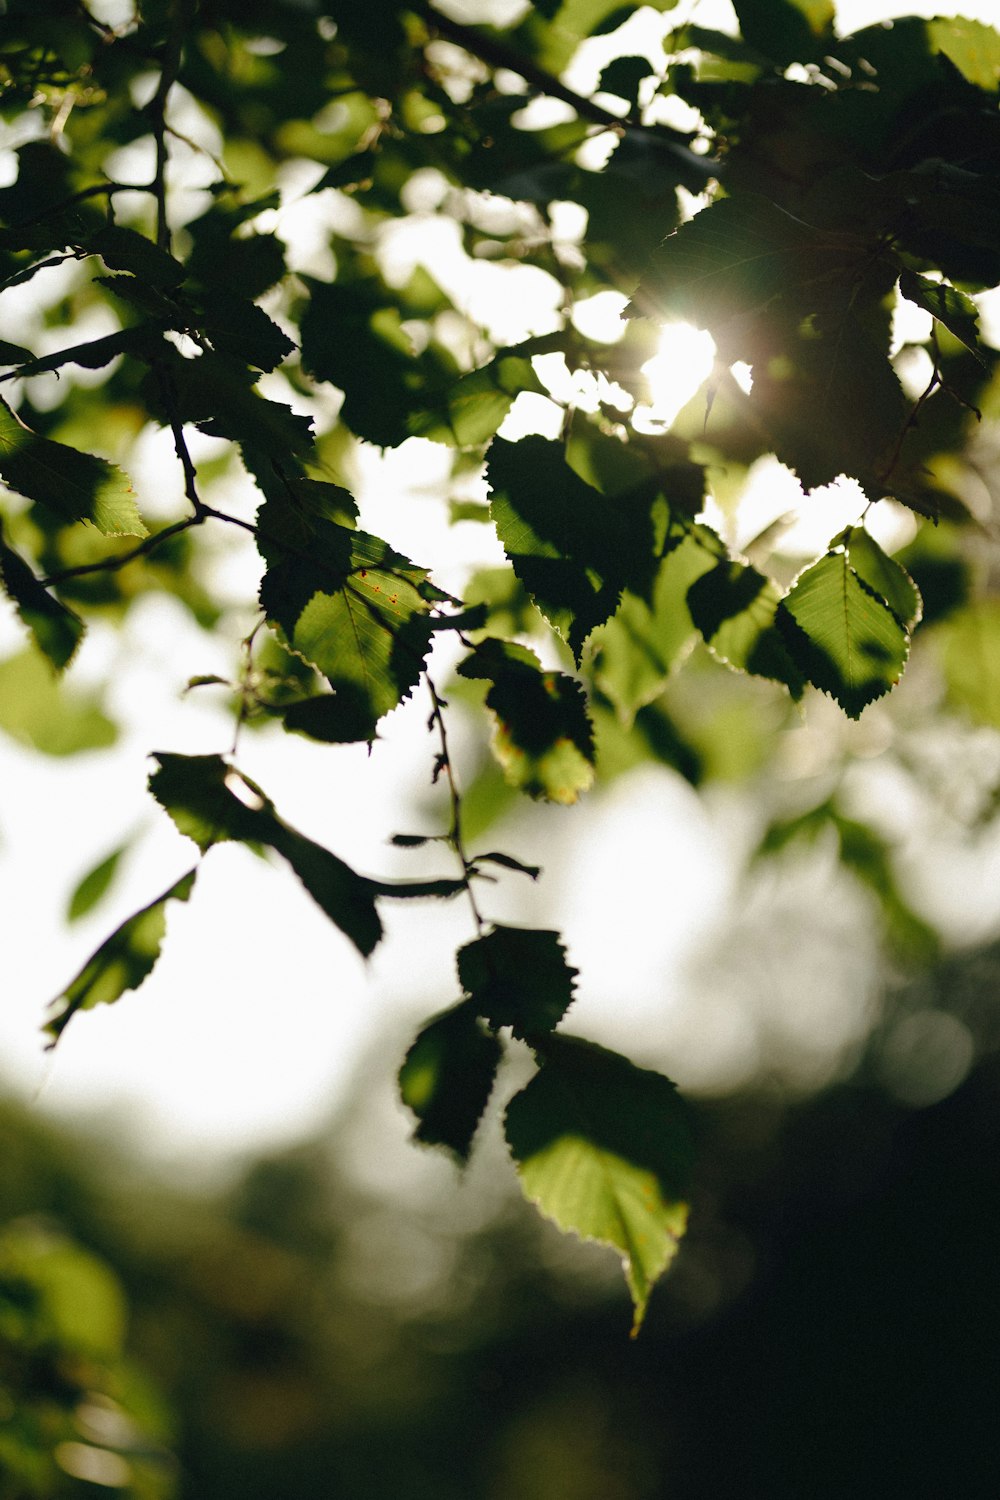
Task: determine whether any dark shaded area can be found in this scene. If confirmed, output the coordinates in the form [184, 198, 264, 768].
[3, 938, 1000, 1499]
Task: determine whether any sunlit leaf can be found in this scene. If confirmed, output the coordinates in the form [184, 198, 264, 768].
[459, 638, 595, 803]
[0, 398, 146, 537]
[505, 1036, 693, 1334]
[686, 559, 804, 689]
[898, 269, 987, 364]
[45, 869, 198, 1045]
[846, 528, 922, 630]
[399, 1001, 503, 1160]
[0, 647, 116, 755]
[779, 550, 909, 717]
[593, 533, 715, 722]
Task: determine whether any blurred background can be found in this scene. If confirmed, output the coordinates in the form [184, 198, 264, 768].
[4, 0, 1000, 1493]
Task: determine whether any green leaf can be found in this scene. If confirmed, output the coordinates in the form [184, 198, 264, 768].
[487, 437, 655, 662]
[196, 290, 296, 372]
[732, 0, 834, 64]
[409, 351, 547, 448]
[459, 925, 577, 1037]
[778, 550, 909, 717]
[148, 753, 382, 956]
[632, 196, 905, 490]
[45, 869, 197, 1046]
[846, 528, 922, 630]
[398, 1001, 504, 1160]
[686, 560, 804, 689]
[925, 17, 1000, 90]
[260, 522, 434, 742]
[0, 398, 146, 537]
[0, 647, 116, 755]
[592, 532, 715, 722]
[898, 269, 987, 365]
[937, 600, 1000, 728]
[66, 844, 127, 923]
[0, 533, 85, 670]
[90, 223, 185, 287]
[458, 638, 596, 804]
[505, 1036, 693, 1334]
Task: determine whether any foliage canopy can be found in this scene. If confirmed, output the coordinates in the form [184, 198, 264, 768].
[1, 0, 999, 1331]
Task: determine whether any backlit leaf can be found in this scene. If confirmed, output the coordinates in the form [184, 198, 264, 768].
[898, 269, 987, 364]
[45, 869, 197, 1045]
[0, 398, 146, 537]
[487, 436, 655, 662]
[459, 638, 596, 804]
[779, 550, 909, 717]
[846, 528, 922, 630]
[505, 1036, 693, 1334]
[686, 560, 804, 689]
[0, 647, 116, 756]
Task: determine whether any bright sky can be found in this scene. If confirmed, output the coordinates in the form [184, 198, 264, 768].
[2, 0, 998, 1172]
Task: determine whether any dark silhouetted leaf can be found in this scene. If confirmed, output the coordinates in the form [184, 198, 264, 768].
[399, 1001, 504, 1160]
[488, 436, 655, 661]
[459, 924, 577, 1037]
[149, 753, 382, 955]
[0, 534, 85, 669]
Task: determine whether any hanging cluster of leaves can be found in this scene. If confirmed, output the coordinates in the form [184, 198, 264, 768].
[2, 0, 999, 1329]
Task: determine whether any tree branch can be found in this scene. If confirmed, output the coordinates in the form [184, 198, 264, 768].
[415, 0, 720, 183]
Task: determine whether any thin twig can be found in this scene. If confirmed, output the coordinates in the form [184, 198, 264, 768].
[415, 0, 719, 182]
[39, 515, 201, 588]
[427, 674, 485, 935]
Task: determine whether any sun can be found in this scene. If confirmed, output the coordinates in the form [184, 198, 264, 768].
[638, 322, 718, 429]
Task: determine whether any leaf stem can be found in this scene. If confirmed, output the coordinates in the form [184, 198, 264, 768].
[426, 673, 485, 934]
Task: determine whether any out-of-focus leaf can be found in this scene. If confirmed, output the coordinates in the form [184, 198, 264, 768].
[66, 843, 128, 923]
[732, 0, 834, 63]
[0, 647, 116, 755]
[505, 1035, 693, 1334]
[45, 869, 197, 1045]
[593, 532, 715, 722]
[399, 1001, 503, 1160]
[937, 599, 1000, 728]
[459, 924, 577, 1037]
[0, 398, 146, 536]
[459, 638, 595, 803]
[148, 752, 382, 955]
